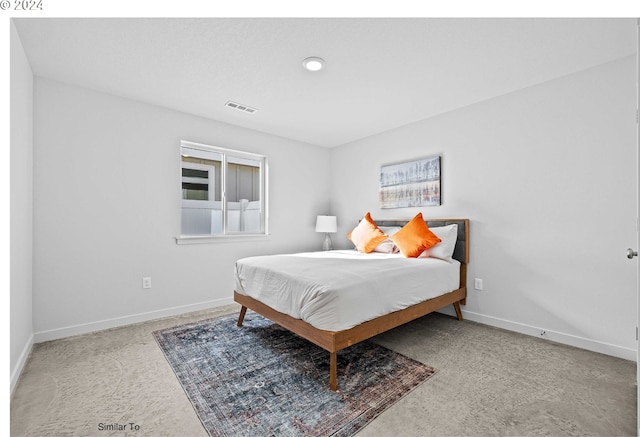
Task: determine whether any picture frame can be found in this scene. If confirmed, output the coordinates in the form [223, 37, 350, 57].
[379, 155, 441, 208]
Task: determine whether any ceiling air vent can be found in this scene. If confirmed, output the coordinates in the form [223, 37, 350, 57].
[225, 101, 258, 114]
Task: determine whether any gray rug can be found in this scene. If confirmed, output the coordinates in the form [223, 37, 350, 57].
[153, 312, 437, 437]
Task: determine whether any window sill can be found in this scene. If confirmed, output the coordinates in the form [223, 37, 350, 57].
[175, 234, 271, 245]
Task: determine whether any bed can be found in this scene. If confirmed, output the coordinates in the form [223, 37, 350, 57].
[234, 217, 469, 391]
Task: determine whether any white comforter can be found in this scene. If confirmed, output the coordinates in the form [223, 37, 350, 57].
[234, 250, 460, 331]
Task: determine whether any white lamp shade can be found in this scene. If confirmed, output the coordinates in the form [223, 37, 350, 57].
[315, 215, 337, 233]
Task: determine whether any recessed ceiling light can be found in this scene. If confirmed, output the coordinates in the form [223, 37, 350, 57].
[302, 57, 325, 72]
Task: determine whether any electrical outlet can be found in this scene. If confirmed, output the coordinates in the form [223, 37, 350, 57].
[474, 278, 483, 291]
[142, 277, 152, 289]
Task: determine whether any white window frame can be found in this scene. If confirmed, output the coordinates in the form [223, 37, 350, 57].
[176, 140, 269, 244]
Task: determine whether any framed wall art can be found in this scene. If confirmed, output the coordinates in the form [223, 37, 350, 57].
[379, 155, 441, 208]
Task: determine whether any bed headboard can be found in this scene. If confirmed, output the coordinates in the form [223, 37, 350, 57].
[375, 218, 470, 265]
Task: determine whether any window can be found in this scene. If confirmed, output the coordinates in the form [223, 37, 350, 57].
[180, 140, 267, 238]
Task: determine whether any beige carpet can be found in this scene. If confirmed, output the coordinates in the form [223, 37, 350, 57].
[11, 304, 637, 436]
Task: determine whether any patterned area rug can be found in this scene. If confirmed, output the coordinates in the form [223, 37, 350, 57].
[153, 312, 437, 437]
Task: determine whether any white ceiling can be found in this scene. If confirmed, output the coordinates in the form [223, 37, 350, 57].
[13, 17, 637, 148]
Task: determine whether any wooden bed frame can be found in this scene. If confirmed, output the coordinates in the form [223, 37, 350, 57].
[234, 218, 469, 391]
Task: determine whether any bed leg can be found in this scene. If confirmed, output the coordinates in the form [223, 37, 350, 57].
[237, 306, 248, 327]
[330, 352, 338, 391]
[453, 301, 463, 321]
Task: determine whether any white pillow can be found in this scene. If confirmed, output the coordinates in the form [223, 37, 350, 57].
[373, 226, 401, 253]
[419, 224, 458, 262]
[378, 226, 401, 237]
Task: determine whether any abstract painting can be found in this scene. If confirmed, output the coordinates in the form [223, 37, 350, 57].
[379, 155, 441, 208]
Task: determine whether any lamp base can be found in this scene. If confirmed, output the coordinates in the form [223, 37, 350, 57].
[322, 233, 333, 251]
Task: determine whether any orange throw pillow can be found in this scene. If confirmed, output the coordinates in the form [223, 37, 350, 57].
[391, 213, 442, 258]
[347, 212, 388, 253]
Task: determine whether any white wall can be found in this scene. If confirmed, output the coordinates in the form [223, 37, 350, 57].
[32, 78, 331, 339]
[10, 21, 34, 390]
[330, 56, 638, 360]
[21, 41, 638, 363]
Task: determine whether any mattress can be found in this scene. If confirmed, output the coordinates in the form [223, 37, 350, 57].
[234, 250, 460, 331]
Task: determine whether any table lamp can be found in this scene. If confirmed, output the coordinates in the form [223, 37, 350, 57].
[315, 215, 337, 251]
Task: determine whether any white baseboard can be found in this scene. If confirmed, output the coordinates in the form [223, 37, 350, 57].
[11, 334, 34, 396]
[439, 307, 637, 362]
[33, 297, 235, 343]
[25, 299, 637, 382]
